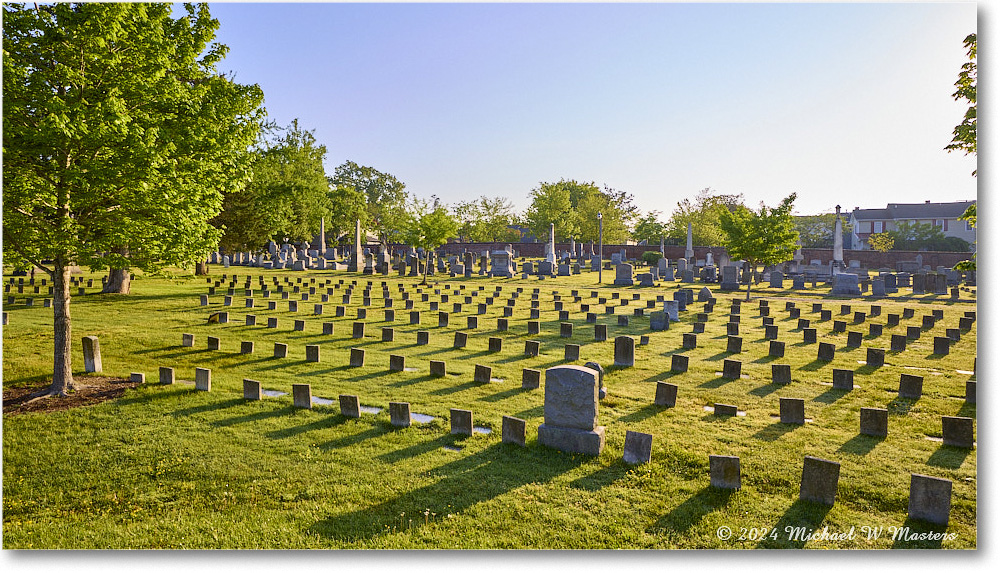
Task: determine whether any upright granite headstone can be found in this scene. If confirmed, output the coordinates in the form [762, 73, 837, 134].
[537, 365, 606, 455]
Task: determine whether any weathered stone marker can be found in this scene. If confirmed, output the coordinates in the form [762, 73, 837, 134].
[389, 401, 411, 427]
[292, 384, 311, 408]
[474, 364, 492, 383]
[450, 408, 474, 435]
[614, 336, 635, 367]
[305, 345, 320, 363]
[502, 415, 526, 446]
[537, 365, 606, 455]
[430, 360, 446, 377]
[898, 373, 923, 399]
[865, 347, 884, 367]
[349, 347, 365, 367]
[942, 416, 974, 448]
[159, 366, 175, 385]
[860, 407, 888, 437]
[722, 359, 741, 380]
[81, 336, 102, 373]
[772, 364, 792, 385]
[389, 354, 405, 372]
[339, 394, 360, 418]
[671, 354, 689, 373]
[714, 403, 738, 417]
[779, 397, 805, 424]
[832, 369, 854, 390]
[522, 368, 541, 389]
[207, 336, 220, 351]
[129, 372, 145, 384]
[195, 367, 211, 392]
[243, 379, 261, 400]
[799, 456, 840, 506]
[623, 430, 653, 465]
[709, 455, 741, 490]
[908, 474, 952, 526]
[655, 382, 678, 407]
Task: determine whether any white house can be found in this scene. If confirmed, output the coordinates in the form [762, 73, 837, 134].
[849, 200, 976, 251]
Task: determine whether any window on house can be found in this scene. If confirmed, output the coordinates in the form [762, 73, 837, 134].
[935, 219, 944, 230]
[873, 221, 883, 233]
[967, 220, 974, 231]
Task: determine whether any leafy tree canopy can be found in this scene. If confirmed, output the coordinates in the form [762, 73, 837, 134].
[888, 221, 971, 252]
[400, 197, 459, 285]
[331, 160, 408, 247]
[792, 213, 848, 249]
[632, 210, 668, 245]
[454, 196, 521, 243]
[524, 180, 635, 244]
[665, 188, 745, 247]
[214, 119, 328, 252]
[945, 33, 976, 176]
[867, 232, 895, 253]
[718, 193, 799, 300]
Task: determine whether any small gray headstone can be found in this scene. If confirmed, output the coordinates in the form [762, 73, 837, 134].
[195, 367, 211, 392]
[799, 456, 840, 506]
[339, 394, 360, 418]
[450, 408, 474, 435]
[389, 402, 411, 427]
[709, 455, 741, 490]
[779, 397, 805, 424]
[243, 379, 261, 400]
[292, 384, 311, 408]
[941, 416, 974, 448]
[502, 415, 526, 446]
[860, 407, 888, 437]
[654, 382, 677, 407]
[623, 430, 653, 465]
[908, 474, 952, 526]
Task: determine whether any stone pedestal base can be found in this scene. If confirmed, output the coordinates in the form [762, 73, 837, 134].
[538, 424, 606, 455]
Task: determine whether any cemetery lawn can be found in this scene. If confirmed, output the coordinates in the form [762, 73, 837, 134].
[2, 269, 976, 549]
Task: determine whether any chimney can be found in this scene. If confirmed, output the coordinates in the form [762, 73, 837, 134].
[925, 200, 931, 204]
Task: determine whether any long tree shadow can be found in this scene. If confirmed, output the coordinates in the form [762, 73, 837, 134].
[797, 360, 827, 372]
[926, 445, 973, 469]
[212, 405, 297, 427]
[838, 434, 884, 456]
[698, 376, 732, 389]
[756, 499, 833, 548]
[317, 423, 395, 451]
[890, 518, 947, 549]
[955, 402, 976, 418]
[307, 442, 584, 541]
[114, 386, 191, 406]
[479, 386, 526, 403]
[749, 382, 786, 398]
[616, 403, 663, 424]
[378, 434, 465, 464]
[171, 397, 244, 417]
[650, 486, 734, 534]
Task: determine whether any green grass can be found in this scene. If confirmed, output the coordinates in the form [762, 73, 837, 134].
[2, 267, 977, 548]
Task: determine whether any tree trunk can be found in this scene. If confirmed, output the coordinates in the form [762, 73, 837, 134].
[50, 257, 75, 396]
[102, 267, 131, 294]
[745, 263, 753, 301]
[195, 261, 209, 275]
[421, 252, 430, 286]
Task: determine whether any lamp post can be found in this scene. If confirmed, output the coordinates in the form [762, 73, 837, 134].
[598, 212, 603, 284]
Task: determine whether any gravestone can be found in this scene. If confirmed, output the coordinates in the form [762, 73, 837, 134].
[537, 365, 606, 455]
[159, 366, 175, 385]
[339, 394, 361, 418]
[82, 336, 102, 373]
[866, 348, 884, 367]
[623, 431, 653, 465]
[502, 415, 527, 446]
[614, 336, 635, 367]
[942, 416, 974, 448]
[709, 455, 741, 490]
[292, 384, 311, 408]
[614, 263, 634, 286]
[832, 369, 854, 390]
[722, 359, 741, 379]
[240, 341, 254, 355]
[908, 474, 952, 526]
[671, 354, 689, 373]
[831, 273, 861, 296]
[860, 407, 888, 437]
[522, 368, 541, 389]
[898, 373, 923, 399]
[772, 364, 791, 384]
[779, 397, 805, 424]
[799, 456, 840, 506]
[273, 342, 288, 358]
[655, 382, 678, 407]
[450, 409, 474, 436]
[389, 402, 411, 427]
[769, 340, 785, 358]
[195, 368, 211, 392]
[349, 347, 365, 367]
[243, 379, 262, 401]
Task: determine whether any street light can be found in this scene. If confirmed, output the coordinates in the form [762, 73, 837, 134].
[598, 212, 603, 284]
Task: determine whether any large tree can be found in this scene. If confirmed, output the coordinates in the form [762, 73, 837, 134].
[330, 160, 408, 248]
[524, 180, 634, 244]
[632, 210, 668, 245]
[3, 3, 264, 395]
[454, 196, 520, 243]
[214, 119, 329, 252]
[665, 188, 744, 247]
[792, 213, 848, 249]
[718, 194, 799, 301]
[945, 33, 976, 176]
[399, 197, 459, 285]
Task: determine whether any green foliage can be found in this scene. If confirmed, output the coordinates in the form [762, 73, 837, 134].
[641, 251, 663, 265]
[400, 197, 459, 284]
[945, 33, 976, 176]
[718, 194, 799, 300]
[888, 221, 970, 252]
[331, 160, 408, 247]
[326, 183, 369, 245]
[867, 232, 895, 253]
[960, 203, 976, 229]
[632, 211, 668, 245]
[214, 119, 329, 252]
[2, 2, 265, 272]
[524, 180, 635, 244]
[454, 196, 520, 242]
[792, 213, 846, 249]
[665, 188, 744, 247]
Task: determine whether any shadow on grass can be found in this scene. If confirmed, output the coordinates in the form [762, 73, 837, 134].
[955, 402, 976, 417]
[378, 434, 464, 464]
[211, 404, 298, 427]
[698, 376, 732, 389]
[752, 422, 799, 442]
[171, 397, 244, 417]
[797, 360, 827, 372]
[479, 386, 527, 403]
[428, 379, 483, 396]
[514, 404, 544, 419]
[114, 385, 191, 406]
[812, 387, 849, 404]
[650, 486, 734, 533]
[756, 499, 832, 548]
[886, 397, 918, 416]
[308, 443, 583, 541]
[749, 382, 786, 398]
[318, 423, 394, 451]
[569, 460, 631, 491]
[838, 434, 884, 456]
[926, 445, 973, 469]
[265, 414, 349, 439]
[616, 404, 662, 424]
[890, 518, 947, 549]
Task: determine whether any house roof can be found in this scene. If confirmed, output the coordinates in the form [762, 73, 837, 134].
[851, 200, 975, 221]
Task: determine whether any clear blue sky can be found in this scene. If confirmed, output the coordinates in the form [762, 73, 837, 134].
[203, 1, 978, 218]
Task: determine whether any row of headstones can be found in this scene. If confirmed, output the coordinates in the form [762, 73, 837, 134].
[706, 454, 957, 526]
[652, 380, 975, 442]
